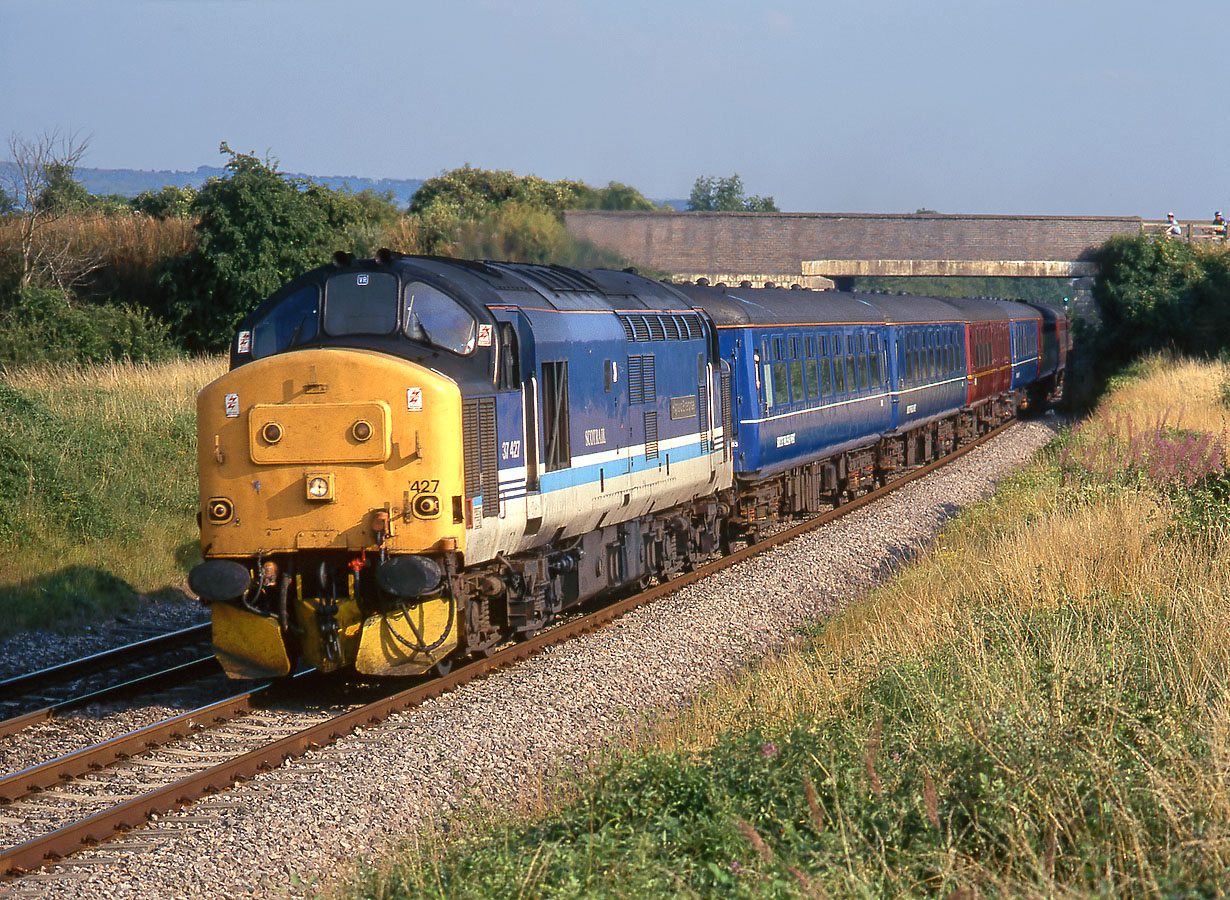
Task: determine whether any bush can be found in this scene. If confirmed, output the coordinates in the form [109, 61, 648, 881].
[160, 144, 398, 351]
[0, 283, 179, 367]
[1094, 234, 1230, 371]
[437, 202, 633, 268]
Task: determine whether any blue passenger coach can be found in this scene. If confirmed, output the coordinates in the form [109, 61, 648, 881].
[675, 285, 894, 479]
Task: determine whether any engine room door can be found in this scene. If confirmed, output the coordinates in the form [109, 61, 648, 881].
[494, 310, 542, 530]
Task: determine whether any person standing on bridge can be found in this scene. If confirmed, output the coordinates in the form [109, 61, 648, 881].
[1166, 212, 1183, 238]
[1214, 211, 1226, 239]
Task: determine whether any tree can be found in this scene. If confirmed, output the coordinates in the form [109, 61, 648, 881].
[35, 161, 92, 214]
[594, 181, 658, 211]
[410, 165, 594, 219]
[3, 130, 101, 291]
[0, 185, 16, 218]
[159, 143, 383, 350]
[132, 185, 197, 219]
[687, 174, 778, 212]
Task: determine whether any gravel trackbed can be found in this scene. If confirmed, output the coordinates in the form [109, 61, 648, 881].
[6, 418, 1062, 899]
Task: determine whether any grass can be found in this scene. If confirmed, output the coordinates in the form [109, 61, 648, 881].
[0, 356, 224, 635]
[337, 354, 1230, 899]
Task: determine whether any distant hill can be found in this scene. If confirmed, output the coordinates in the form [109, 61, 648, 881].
[0, 160, 686, 212]
[0, 161, 426, 208]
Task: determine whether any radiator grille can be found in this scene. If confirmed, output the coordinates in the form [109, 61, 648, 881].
[627, 355, 656, 404]
[462, 397, 499, 517]
[617, 313, 704, 342]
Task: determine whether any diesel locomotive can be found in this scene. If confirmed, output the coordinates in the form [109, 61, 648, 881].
[188, 251, 1068, 679]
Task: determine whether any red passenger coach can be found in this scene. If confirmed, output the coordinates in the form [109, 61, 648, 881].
[963, 316, 1011, 406]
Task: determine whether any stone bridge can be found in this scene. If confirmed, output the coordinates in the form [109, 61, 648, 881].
[564, 211, 1143, 294]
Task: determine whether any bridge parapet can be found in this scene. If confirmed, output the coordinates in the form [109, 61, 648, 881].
[1140, 220, 1228, 243]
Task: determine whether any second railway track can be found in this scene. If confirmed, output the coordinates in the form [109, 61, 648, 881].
[0, 624, 218, 739]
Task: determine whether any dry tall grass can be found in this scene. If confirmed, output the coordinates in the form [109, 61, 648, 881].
[0, 213, 196, 289]
[657, 355, 1230, 752]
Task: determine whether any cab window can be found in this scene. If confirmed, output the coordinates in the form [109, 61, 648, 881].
[324, 271, 398, 336]
[250, 285, 319, 359]
[404, 281, 477, 355]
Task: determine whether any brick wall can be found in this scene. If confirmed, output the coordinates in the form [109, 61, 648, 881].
[564, 211, 1142, 275]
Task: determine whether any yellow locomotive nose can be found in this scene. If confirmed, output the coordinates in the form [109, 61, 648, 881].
[195, 347, 466, 678]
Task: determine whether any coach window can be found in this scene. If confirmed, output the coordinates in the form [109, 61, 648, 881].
[324, 271, 398, 336]
[790, 341, 805, 402]
[251, 285, 318, 359]
[869, 334, 881, 386]
[855, 333, 867, 390]
[404, 281, 477, 354]
[773, 361, 790, 406]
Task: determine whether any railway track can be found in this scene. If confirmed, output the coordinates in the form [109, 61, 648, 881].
[0, 420, 1015, 879]
[0, 624, 218, 740]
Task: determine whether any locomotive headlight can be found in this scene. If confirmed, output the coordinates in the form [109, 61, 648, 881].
[412, 494, 441, 519]
[351, 419, 373, 442]
[261, 422, 283, 444]
[305, 473, 334, 501]
[207, 497, 234, 524]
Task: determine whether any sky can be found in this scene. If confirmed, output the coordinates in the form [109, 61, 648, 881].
[2, 0, 1227, 218]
